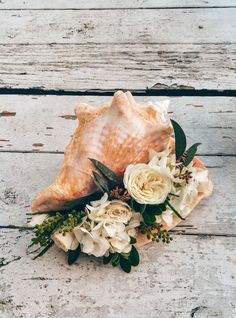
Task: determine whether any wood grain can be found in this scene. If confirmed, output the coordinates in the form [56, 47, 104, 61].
[0, 228, 235, 318]
[0, 9, 235, 44]
[0, 0, 235, 9]
[0, 95, 235, 154]
[0, 44, 235, 91]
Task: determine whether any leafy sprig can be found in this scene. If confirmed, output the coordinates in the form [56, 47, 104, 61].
[171, 119, 201, 166]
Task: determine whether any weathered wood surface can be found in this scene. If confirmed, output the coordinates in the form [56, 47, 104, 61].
[0, 96, 235, 154]
[0, 1, 235, 317]
[0, 229, 235, 318]
[0, 153, 235, 236]
[1, 0, 235, 9]
[0, 9, 235, 44]
[0, 44, 235, 90]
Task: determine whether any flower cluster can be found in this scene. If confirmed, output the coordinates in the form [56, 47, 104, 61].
[28, 119, 210, 273]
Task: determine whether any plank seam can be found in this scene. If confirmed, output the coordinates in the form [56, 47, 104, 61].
[0, 88, 236, 96]
[0, 7, 235, 11]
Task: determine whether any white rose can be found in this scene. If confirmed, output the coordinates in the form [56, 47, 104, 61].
[52, 231, 79, 252]
[124, 163, 172, 204]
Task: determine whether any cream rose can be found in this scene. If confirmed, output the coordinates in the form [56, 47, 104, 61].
[124, 163, 172, 204]
[106, 200, 133, 223]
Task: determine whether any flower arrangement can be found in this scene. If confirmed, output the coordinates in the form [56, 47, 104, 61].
[28, 119, 210, 273]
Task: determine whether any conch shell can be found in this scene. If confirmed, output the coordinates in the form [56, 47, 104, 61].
[32, 91, 173, 212]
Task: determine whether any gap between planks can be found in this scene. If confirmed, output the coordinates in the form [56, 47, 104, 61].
[0, 88, 236, 96]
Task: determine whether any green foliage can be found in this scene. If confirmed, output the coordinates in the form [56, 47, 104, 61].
[68, 245, 81, 265]
[171, 119, 187, 160]
[183, 143, 201, 167]
[139, 222, 173, 244]
[64, 192, 101, 210]
[92, 171, 109, 193]
[30, 210, 85, 261]
[130, 246, 139, 266]
[89, 158, 120, 186]
[102, 240, 140, 273]
[32, 241, 54, 260]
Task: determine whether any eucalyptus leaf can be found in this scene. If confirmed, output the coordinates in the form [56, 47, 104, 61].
[146, 204, 166, 215]
[120, 256, 131, 273]
[68, 245, 81, 265]
[183, 143, 201, 167]
[111, 253, 120, 267]
[130, 236, 137, 244]
[103, 253, 112, 265]
[171, 119, 187, 160]
[92, 172, 109, 193]
[130, 246, 140, 266]
[89, 158, 120, 185]
[143, 210, 156, 225]
[32, 241, 54, 260]
[139, 204, 146, 215]
[64, 192, 101, 210]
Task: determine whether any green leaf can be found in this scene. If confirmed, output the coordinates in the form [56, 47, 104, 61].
[130, 236, 137, 244]
[143, 210, 156, 225]
[131, 200, 146, 214]
[32, 241, 54, 260]
[171, 119, 187, 160]
[166, 201, 185, 220]
[139, 204, 146, 215]
[146, 204, 166, 215]
[130, 246, 140, 266]
[183, 143, 201, 167]
[67, 245, 81, 265]
[111, 253, 120, 267]
[64, 192, 101, 210]
[89, 158, 120, 185]
[92, 172, 109, 193]
[103, 253, 112, 265]
[120, 256, 131, 273]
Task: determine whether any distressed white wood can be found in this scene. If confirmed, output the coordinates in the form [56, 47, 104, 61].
[0, 229, 235, 318]
[0, 44, 235, 90]
[0, 9, 235, 44]
[0, 153, 235, 235]
[0, 95, 235, 154]
[0, 0, 235, 9]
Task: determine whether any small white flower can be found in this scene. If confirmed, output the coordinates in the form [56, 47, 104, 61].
[123, 163, 172, 204]
[109, 231, 131, 254]
[73, 194, 141, 257]
[52, 231, 79, 252]
[73, 226, 110, 257]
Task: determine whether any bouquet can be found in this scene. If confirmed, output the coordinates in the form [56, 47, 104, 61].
[28, 91, 212, 273]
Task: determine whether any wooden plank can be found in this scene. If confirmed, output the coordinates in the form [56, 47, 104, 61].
[0, 9, 235, 44]
[0, 153, 235, 235]
[0, 0, 235, 9]
[0, 44, 235, 91]
[0, 96, 235, 154]
[0, 228, 235, 317]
